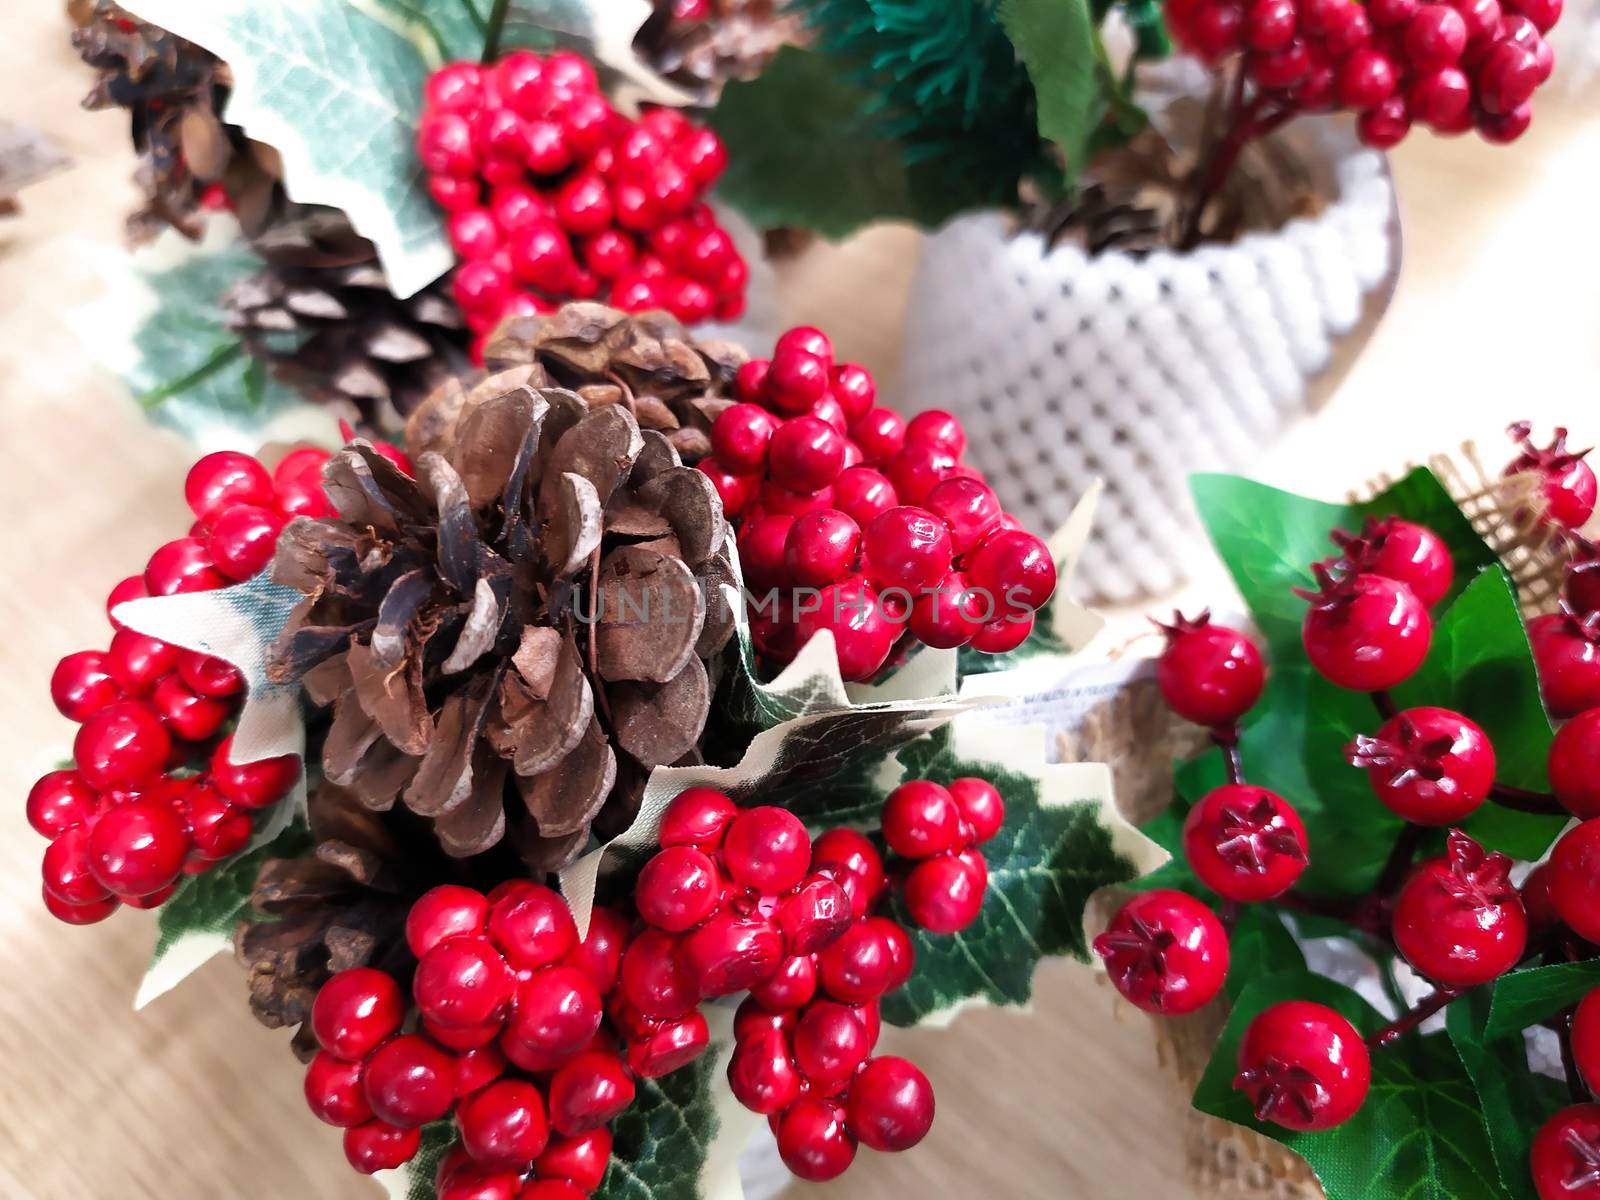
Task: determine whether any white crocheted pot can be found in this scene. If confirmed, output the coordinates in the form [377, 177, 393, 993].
[892, 117, 1401, 605]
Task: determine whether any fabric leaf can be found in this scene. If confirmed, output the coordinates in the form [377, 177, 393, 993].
[997, 0, 1100, 179]
[1482, 961, 1600, 1041]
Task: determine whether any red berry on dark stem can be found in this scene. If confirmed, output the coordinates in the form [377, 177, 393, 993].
[488, 880, 579, 970]
[1392, 829, 1526, 987]
[185, 450, 273, 519]
[778, 1098, 857, 1182]
[1234, 1001, 1370, 1130]
[710, 403, 779, 473]
[51, 651, 120, 722]
[750, 953, 819, 1010]
[1550, 820, 1600, 943]
[1531, 1104, 1600, 1200]
[74, 699, 170, 791]
[1507, 423, 1598, 529]
[313, 968, 405, 1061]
[882, 780, 965, 860]
[26, 770, 98, 839]
[811, 828, 886, 920]
[769, 416, 846, 494]
[502, 966, 602, 1070]
[344, 1119, 422, 1174]
[776, 874, 852, 956]
[458, 1079, 550, 1172]
[415, 936, 515, 1030]
[1331, 516, 1455, 608]
[305, 1050, 374, 1127]
[406, 884, 490, 956]
[1297, 566, 1431, 691]
[1530, 610, 1600, 718]
[637, 845, 722, 932]
[1551, 709, 1600, 819]
[535, 1129, 613, 1194]
[684, 911, 785, 998]
[658, 786, 737, 852]
[904, 853, 987, 933]
[627, 1009, 710, 1078]
[1182, 784, 1308, 902]
[1348, 705, 1496, 824]
[723, 806, 811, 893]
[209, 737, 302, 810]
[847, 1055, 936, 1152]
[728, 1028, 803, 1115]
[1156, 611, 1265, 727]
[817, 919, 897, 1003]
[549, 1050, 635, 1136]
[1094, 890, 1229, 1015]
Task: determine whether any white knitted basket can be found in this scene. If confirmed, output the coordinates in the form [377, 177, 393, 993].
[892, 117, 1401, 605]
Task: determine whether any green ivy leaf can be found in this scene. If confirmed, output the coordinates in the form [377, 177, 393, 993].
[998, 0, 1100, 178]
[1482, 961, 1600, 1041]
[1194, 971, 1510, 1200]
[1447, 988, 1571, 1200]
[1223, 906, 1306, 1001]
[135, 820, 312, 1010]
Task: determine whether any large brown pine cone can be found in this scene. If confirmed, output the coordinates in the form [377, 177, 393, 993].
[265, 330, 741, 869]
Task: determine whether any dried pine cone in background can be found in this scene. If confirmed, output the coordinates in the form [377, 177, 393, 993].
[634, 0, 803, 100]
[483, 301, 747, 462]
[69, 0, 281, 241]
[265, 338, 738, 870]
[225, 210, 472, 433]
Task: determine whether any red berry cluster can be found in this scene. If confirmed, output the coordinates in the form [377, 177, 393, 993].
[697, 326, 1056, 680]
[1167, 0, 1561, 147]
[882, 777, 1005, 933]
[417, 50, 746, 354]
[28, 448, 319, 924]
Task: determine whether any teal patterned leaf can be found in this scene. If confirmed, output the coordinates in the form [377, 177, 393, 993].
[353, 0, 491, 63]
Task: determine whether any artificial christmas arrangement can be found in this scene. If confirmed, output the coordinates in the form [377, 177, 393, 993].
[1096, 423, 1600, 1199]
[24, 294, 1164, 1197]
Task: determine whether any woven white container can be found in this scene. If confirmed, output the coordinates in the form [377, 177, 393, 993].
[893, 117, 1401, 604]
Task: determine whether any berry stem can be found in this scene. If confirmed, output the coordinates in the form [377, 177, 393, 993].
[1375, 822, 1427, 899]
[1211, 725, 1246, 785]
[1179, 94, 1291, 250]
[1371, 689, 1399, 721]
[1559, 1007, 1592, 1104]
[1487, 782, 1565, 815]
[1367, 986, 1461, 1048]
[482, 0, 513, 62]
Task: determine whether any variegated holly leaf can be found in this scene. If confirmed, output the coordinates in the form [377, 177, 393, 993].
[351, 0, 493, 64]
[125, 0, 453, 299]
[72, 217, 342, 450]
[136, 819, 311, 1010]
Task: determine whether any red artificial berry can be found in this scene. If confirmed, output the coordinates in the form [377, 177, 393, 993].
[925, 477, 1002, 557]
[1479, 40, 1543, 113]
[903, 854, 987, 934]
[776, 875, 852, 956]
[519, 1181, 587, 1200]
[784, 509, 862, 589]
[637, 845, 722, 933]
[1339, 48, 1400, 112]
[185, 784, 252, 861]
[449, 209, 501, 260]
[1094, 890, 1229, 1015]
[971, 612, 1035, 653]
[566, 906, 630, 994]
[42, 826, 112, 906]
[1246, 0, 1299, 48]
[833, 467, 899, 530]
[74, 700, 170, 791]
[1574, 990, 1600, 1093]
[811, 828, 887, 920]
[313, 968, 406, 1061]
[908, 571, 987, 649]
[769, 416, 847, 494]
[749, 953, 819, 1011]
[454, 1045, 509, 1097]
[710, 403, 779, 473]
[185, 450, 273, 519]
[206, 504, 286, 581]
[1189, 0, 1245, 59]
[1551, 820, 1600, 942]
[1551, 708, 1600, 818]
[1253, 40, 1313, 89]
[1349, 705, 1496, 824]
[502, 966, 602, 1070]
[1478, 102, 1534, 145]
[728, 1027, 803, 1115]
[271, 446, 330, 486]
[831, 364, 876, 423]
[1507, 423, 1598, 529]
[965, 529, 1056, 615]
[424, 61, 486, 112]
[697, 459, 759, 516]
[627, 1009, 711, 1078]
[106, 573, 148, 629]
[767, 352, 830, 416]
[852, 408, 907, 465]
[1359, 94, 1413, 148]
[1297, 567, 1432, 691]
[817, 920, 896, 1004]
[862, 506, 953, 595]
[659, 786, 739, 851]
[305, 1051, 374, 1128]
[793, 1001, 871, 1083]
[535, 1129, 613, 1194]
[947, 776, 1004, 844]
[415, 936, 515, 1030]
[1410, 67, 1473, 129]
[178, 650, 243, 698]
[488, 880, 579, 970]
[145, 536, 227, 596]
[620, 928, 698, 1020]
[1532, 1104, 1600, 1200]
[684, 911, 785, 998]
[1155, 611, 1265, 727]
[458, 1079, 550, 1172]
[549, 1050, 635, 1136]
[723, 807, 812, 894]
[737, 512, 796, 594]
[1234, 1001, 1370, 1131]
[734, 358, 770, 400]
[734, 995, 795, 1041]
[51, 651, 120, 722]
[1530, 611, 1600, 718]
[105, 630, 179, 698]
[885, 442, 957, 507]
[344, 1119, 422, 1174]
[406, 884, 491, 957]
[26, 770, 98, 839]
[1405, 4, 1469, 66]
[1333, 516, 1455, 608]
[904, 409, 966, 458]
[41, 886, 117, 924]
[1392, 829, 1527, 987]
[1182, 784, 1308, 903]
[847, 1056, 935, 1152]
[439, 1167, 520, 1200]
[882, 780, 965, 860]
[778, 1098, 857, 1182]
[1513, 0, 1563, 31]
[209, 737, 302, 810]
[152, 673, 230, 742]
[430, 174, 481, 212]
[775, 326, 834, 369]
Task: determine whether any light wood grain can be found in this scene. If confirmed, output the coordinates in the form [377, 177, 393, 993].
[2, 6, 1598, 1199]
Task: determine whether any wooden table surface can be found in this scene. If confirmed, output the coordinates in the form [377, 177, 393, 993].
[3, 6, 1598, 1199]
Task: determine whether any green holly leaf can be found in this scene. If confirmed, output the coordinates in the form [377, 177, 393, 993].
[1447, 988, 1572, 1200]
[998, 0, 1101, 178]
[135, 820, 312, 1011]
[1194, 971, 1510, 1200]
[1481, 961, 1600, 1041]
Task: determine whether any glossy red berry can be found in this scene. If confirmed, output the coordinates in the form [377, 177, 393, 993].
[948, 776, 1004, 844]
[415, 936, 515, 1030]
[626, 1009, 710, 1078]
[488, 881, 579, 970]
[767, 352, 830, 416]
[42, 826, 112, 906]
[749, 953, 819, 1011]
[636, 845, 722, 932]
[152, 673, 230, 742]
[209, 736, 302, 810]
[817, 919, 897, 1004]
[777, 1098, 857, 1182]
[26, 770, 98, 839]
[73, 700, 171, 792]
[862, 506, 953, 594]
[407, 884, 491, 957]
[723, 806, 811, 893]
[312, 968, 406, 1061]
[1572, 990, 1600, 1094]
[458, 1079, 550, 1172]
[728, 1027, 803, 1115]
[882, 780, 965, 860]
[710, 403, 780, 473]
[535, 1129, 613, 1194]
[1094, 890, 1229, 1015]
[565, 906, 629, 995]
[811, 828, 886, 920]
[1532, 1104, 1600, 1200]
[904, 409, 966, 457]
[502, 966, 602, 1070]
[1392, 830, 1526, 987]
[904, 853, 987, 934]
[344, 1119, 422, 1174]
[50, 650, 120, 722]
[784, 509, 862, 589]
[658, 787, 738, 852]
[183, 784, 252, 861]
[684, 911, 785, 998]
[847, 1055, 935, 1152]
[178, 650, 243, 698]
[1332, 516, 1455, 608]
[1234, 1001, 1370, 1131]
[105, 630, 179, 698]
[185, 450, 273, 519]
[793, 1001, 871, 1083]
[832, 467, 899, 531]
[1298, 568, 1432, 691]
[620, 928, 698, 1020]
[775, 874, 852, 956]
[1551, 709, 1600, 818]
[851, 408, 907, 466]
[1551, 820, 1600, 943]
[966, 528, 1055, 614]
[305, 1051, 374, 1128]
[1507, 423, 1598, 529]
[549, 1050, 634, 1136]
[1529, 611, 1600, 718]
[908, 571, 988, 649]
[206, 504, 287, 581]
[1349, 706, 1496, 824]
[1182, 784, 1308, 902]
[1155, 612, 1265, 726]
[768, 416, 846, 494]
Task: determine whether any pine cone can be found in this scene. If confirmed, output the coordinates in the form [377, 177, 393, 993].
[234, 784, 439, 1059]
[264, 325, 739, 868]
[224, 213, 472, 433]
[482, 302, 747, 463]
[635, 0, 804, 100]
